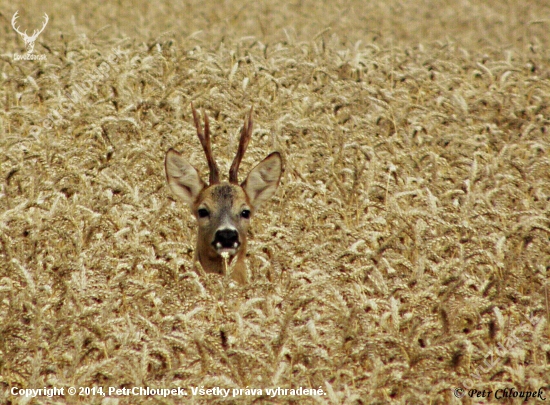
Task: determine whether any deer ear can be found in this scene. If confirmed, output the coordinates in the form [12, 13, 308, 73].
[165, 149, 206, 205]
[242, 152, 282, 211]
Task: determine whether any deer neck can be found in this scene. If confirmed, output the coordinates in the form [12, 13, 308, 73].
[195, 247, 224, 275]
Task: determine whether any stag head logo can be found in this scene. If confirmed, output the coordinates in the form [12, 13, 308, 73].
[12, 11, 49, 54]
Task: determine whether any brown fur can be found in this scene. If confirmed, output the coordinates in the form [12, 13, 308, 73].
[193, 183, 251, 283]
[165, 129, 282, 284]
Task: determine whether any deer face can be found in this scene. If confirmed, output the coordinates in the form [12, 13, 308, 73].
[195, 184, 251, 258]
[166, 150, 282, 259]
[165, 105, 282, 282]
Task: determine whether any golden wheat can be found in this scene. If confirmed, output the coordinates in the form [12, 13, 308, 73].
[1, 1, 549, 404]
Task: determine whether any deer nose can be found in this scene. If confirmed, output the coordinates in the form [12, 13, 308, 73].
[213, 229, 239, 249]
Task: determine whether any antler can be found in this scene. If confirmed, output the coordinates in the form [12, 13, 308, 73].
[191, 103, 220, 185]
[30, 13, 49, 40]
[11, 11, 26, 37]
[229, 107, 253, 184]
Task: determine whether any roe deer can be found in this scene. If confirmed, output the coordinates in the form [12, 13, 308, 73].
[165, 104, 282, 284]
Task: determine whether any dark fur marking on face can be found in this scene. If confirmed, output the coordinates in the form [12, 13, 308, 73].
[211, 184, 235, 205]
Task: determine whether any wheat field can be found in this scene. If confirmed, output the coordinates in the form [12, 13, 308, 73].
[1, 0, 549, 404]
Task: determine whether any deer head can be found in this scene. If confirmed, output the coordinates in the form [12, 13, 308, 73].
[165, 104, 282, 283]
[12, 11, 49, 54]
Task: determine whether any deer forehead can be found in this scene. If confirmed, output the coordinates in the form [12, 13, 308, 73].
[197, 183, 250, 212]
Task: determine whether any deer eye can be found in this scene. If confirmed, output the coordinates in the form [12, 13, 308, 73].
[197, 208, 209, 218]
[241, 209, 251, 219]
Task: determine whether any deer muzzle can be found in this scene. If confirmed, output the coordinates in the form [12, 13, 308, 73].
[212, 228, 240, 255]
